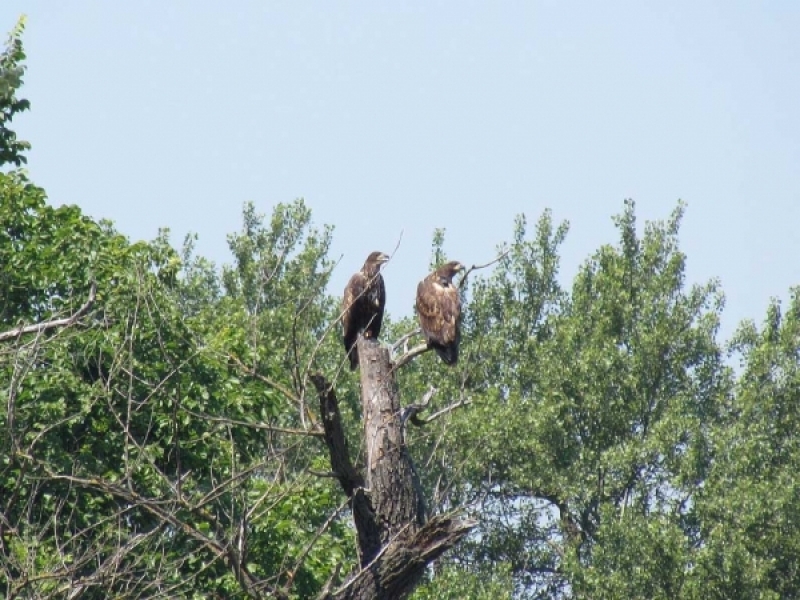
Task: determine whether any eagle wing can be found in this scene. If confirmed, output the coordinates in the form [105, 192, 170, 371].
[364, 273, 386, 339]
[342, 272, 367, 369]
[416, 277, 461, 364]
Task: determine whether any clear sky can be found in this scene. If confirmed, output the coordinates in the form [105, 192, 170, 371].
[2, 2, 799, 341]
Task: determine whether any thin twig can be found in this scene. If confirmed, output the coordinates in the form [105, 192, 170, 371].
[315, 563, 342, 600]
[306, 469, 340, 479]
[0, 281, 97, 342]
[458, 247, 511, 289]
[283, 496, 350, 591]
[183, 408, 323, 437]
[228, 353, 301, 407]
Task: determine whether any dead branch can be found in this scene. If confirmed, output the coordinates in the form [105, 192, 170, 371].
[323, 514, 478, 600]
[458, 247, 511, 289]
[316, 564, 343, 600]
[390, 327, 421, 354]
[412, 396, 472, 425]
[307, 469, 341, 479]
[309, 374, 364, 496]
[183, 408, 323, 437]
[28, 466, 266, 598]
[392, 342, 430, 370]
[401, 387, 471, 427]
[310, 373, 381, 566]
[0, 281, 97, 342]
[401, 386, 437, 427]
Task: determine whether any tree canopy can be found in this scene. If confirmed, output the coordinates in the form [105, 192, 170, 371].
[2, 20, 799, 599]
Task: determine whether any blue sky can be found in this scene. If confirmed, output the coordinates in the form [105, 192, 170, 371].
[2, 2, 799, 340]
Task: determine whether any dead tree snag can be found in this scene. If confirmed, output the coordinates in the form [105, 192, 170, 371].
[311, 337, 476, 600]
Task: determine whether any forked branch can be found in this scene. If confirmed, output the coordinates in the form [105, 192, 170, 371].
[401, 387, 471, 427]
[390, 328, 421, 354]
[401, 386, 437, 427]
[392, 342, 430, 370]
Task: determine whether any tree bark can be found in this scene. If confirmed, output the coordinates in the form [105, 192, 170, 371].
[312, 337, 476, 600]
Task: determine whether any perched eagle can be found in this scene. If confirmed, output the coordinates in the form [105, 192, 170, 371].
[342, 251, 390, 370]
[416, 261, 465, 365]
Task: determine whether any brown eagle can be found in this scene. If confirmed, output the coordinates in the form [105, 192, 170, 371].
[416, 261, 465, 365]
[342, 251, 390, 370]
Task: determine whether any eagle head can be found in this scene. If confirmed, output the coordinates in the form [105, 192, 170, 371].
[364, 251, 390, 269]
[360, 251, 390, 281]
[436, 261, 465, 284]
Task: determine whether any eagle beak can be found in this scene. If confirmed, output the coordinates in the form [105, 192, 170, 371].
[379, 253, 391, 264]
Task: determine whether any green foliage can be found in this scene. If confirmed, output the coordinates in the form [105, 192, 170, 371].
[0, 171, 116, 325]
[402, 201, 730, 598]
[686, 292, 800, 599]
[0, 186, 354, 597]
[570, 509, 691, 599]
[0, 16, 31, 167]
[222, 199, 343, 387]
[413, 562, 515, 600]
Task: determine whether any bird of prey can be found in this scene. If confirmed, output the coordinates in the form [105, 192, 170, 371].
[416, 261, 465, 365]
[342, 251, 390, 370]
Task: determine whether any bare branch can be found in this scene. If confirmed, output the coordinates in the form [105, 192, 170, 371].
[390, 327, 422, 354]
[458, 247, 511, 289]
[28, 467, 266, 598]
[308, 374, 364, 496]
[310, 372, 382, 567]
[392, 342, 430, 370]
[0, 281, 97, 342]
[315, 563, 343, 600]
[227, 352, 301, 407]
[412, 396, 472, 425]
[183, 408, 323, 438]
[401, 386, 437, 427]
[307, 469, 341, 479]
[401, 387, 471, 427]
[388, 229, 404, 264]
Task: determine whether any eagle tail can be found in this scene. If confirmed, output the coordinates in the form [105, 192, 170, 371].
[433, 343, 458, 366]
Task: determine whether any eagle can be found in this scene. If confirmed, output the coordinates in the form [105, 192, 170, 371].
[342, 251, 390, 370]
[416, 261, 465, 365]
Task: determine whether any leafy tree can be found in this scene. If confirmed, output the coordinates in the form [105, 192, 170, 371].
[687, 294, 800, 599]
[0, 16, 30, 168]
[0, 183, 354, 597]
[404, 202, 729, 598]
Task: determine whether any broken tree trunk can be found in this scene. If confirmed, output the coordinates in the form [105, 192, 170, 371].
[311, 337, 476, 600]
